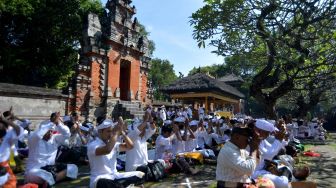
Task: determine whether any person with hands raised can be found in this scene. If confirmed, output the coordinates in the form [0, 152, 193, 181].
[125, 111, 156, 172]
[24, 111, 77, 187]
[87, 117, 144, 188]
[0, 107, 24, 188]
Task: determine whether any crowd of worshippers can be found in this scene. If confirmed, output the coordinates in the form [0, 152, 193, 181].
[0, 105, 327, 188]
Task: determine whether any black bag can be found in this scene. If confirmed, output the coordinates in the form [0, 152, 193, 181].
[136, 161, 166, 182]
[56, 146, 82, 163]
[147, 161, 166, 181]
[136, 164, 154, 181]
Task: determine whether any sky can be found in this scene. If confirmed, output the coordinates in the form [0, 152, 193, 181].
[101, 0, 224, 75]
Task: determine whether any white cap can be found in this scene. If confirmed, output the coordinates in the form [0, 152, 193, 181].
[36, 122, 55, 138]
[256, 119, 279, 132]
[174, 116, 185, 123]
[164, 120, 172, 125]
[19, 119, 31, 129]
[211, 118, 218, 123]
[79, 125, 90, 132]
[266, 119, 276, 125]
[237, 118, 244, 124]
[312, 118, 318, 122]
[189, 120, 199, 126]
[96, 119, 117, 130]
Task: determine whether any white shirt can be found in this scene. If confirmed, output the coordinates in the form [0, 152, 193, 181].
[68, 133, 83, 147]
[195, 129, 207, 149]
[184, 131, 196, 152]
[216, 141, 256, 183]
[88, 138, 120, 188]
[252, 138, 283, 179]
[159, 109, 167, 121]
[187, 108, 193, 118]
[155, 135, 173, 160]
[172, 132, 185, 155]
[0, 126, 23, 162]
[26, 122, 70, 171]
[125, 124, 156, 171]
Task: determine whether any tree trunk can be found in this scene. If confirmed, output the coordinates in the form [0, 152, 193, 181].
[264, 100, 277, 119]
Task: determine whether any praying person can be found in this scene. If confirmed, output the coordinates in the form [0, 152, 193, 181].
[216, 127, 260, 188]
[125, 111, 156, 172]
[0, 108, 24, 188]
[25, 112, 78, 186]
[87, 117, 145, 188]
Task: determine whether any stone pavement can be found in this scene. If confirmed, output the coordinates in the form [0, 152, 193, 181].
[301, 132, 336, 188]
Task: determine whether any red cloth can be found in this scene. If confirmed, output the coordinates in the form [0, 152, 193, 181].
[303, 151, 321, 157]
[18, 183, 39, 188]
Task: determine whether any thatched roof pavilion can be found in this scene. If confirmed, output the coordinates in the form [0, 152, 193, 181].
[162, 73, 245, 114]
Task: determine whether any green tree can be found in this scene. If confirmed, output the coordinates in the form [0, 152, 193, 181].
[149, 58, 178, 100]
[190, 0, 336, 119]
[0, 0, 103, 88]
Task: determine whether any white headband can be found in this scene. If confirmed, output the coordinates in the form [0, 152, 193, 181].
[96, 119, 117, 130]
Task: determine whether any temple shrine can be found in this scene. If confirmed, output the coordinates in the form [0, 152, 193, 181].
[67, 0, 152, 120]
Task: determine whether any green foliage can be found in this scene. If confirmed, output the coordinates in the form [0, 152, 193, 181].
[138, 23, 155, 56]
[190, 0, 336, 118]
[0, 0, 103, 89]
[149, 58, 178, 100]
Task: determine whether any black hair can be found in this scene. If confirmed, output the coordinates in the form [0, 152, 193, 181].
[65, 121, 74, 129]
[246, 120, 256, 129]
[224, 129, 232, 135]
[230, 119, 237, 125]
[285, 145, 297, 157]
[82, 122, 90, 129]
[161, 125, 173, 134]
[231, 127, 252, 137]
[298, 120, 304, 126]
[50, 112, 57, 120]
[3, 111, 11, 119]
[96, 116, 106, 125]
[71, 112, 78, 117]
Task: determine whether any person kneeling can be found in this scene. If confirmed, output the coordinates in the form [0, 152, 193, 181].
[25, 112, 78, 187]
[88, 118, 145, 188]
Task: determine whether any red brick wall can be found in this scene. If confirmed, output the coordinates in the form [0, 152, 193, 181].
[141, 73, 148, 102]
[107, 50, 121, 93]
[106, 48, 144, 101]
[90, 60, 101, 103]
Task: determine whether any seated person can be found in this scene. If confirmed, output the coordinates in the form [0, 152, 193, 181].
[125, 111, 156, 172]
[88, 118, 145, 188]
[216, 127, 259, 188]
[25, 112, 78, 186]
[155, 120, 198, 175]
[293, 165, 310, 181]
[56, 120, 89, 164]
[0, 108, 24, 187]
